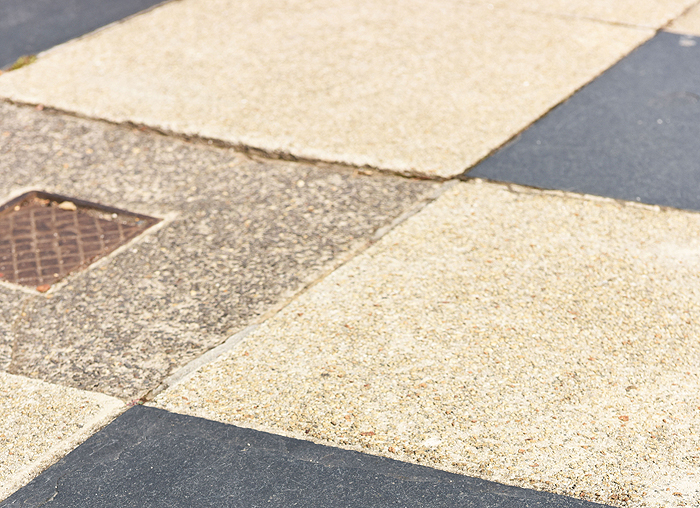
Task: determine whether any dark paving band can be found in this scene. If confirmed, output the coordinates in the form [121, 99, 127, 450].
[1, 406, 612, 508]
[466, 31, 700, 212]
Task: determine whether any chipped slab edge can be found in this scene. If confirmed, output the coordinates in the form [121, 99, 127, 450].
[0, 380, 125, 502]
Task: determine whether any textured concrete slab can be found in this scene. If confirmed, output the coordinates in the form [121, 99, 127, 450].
[491, 0, 696, 28]
[468, 31, 700, 211]
[3, 405, 609, 508]
[0, 372, 123, 502]
[0, 0, 168, 70]
[156, 181, 700, 507]
[0, 102, 436, 400]
[0, 288, 26, 372]
[0, 0, 653, 178]
[667, 2, 700, 36]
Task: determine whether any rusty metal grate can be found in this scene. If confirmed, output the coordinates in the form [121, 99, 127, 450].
[0, 191, 159, 291]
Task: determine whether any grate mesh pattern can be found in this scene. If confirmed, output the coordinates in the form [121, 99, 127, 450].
[0, 193, 157, 289]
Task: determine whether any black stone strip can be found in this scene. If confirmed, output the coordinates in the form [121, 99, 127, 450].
[2, 405, 611, 508]
[465, 31, 700, 212]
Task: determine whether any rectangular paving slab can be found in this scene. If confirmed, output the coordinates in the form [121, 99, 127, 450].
[2, 405, 611, 508]
[0, 372, 123, 502]
[155, 180, 700, 507]
[0, 0, 653, 178]
[466, 31, 700, 211]
[0, 102, 436, 400]
[0, 0, 168, 69]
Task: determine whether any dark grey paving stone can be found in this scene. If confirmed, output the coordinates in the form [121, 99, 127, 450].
[465, 31, 700, 211]
[0, 0, 168, 69]
[2, 406, 611, 508]
[0, 102, 437, 399]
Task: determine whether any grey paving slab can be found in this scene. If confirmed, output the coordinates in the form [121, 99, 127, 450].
[0, 102, 436, 400]
[2, 405, 611, 508]
[156, 181, 700, 507]
[0, 0, 168, 70]
[466, 31, 700, 211]
[0, 0, 653, 178]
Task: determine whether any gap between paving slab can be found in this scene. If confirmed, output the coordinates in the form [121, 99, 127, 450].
[1, 405, 613, 508]
[144, 181, 455, 402]
[667, 1, 700, 35]
[0, 0, 171, 70]
[464, 30, 700, 212]
[153, 179, 700, 507]
[0, 101, 438, 400]
[487, 0, 697, 29]
[0, 0, 655, 178]
[0, 372, 124, 502]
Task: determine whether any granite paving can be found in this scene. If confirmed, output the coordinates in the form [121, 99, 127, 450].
[0, 0, 653, 178]
[466, 31, 700, 211]
[0, 102, 436, 400]
[155, 181, 700, 507]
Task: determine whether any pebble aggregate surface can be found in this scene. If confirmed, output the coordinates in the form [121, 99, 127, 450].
[2, 0, 700, 504]
[0, 372, 123, 500]
[155, 181, 700, 507]
[0, 0, 654, 177]
[0, 102, 436, 399]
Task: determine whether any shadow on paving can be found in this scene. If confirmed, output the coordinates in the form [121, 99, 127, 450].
[0, 102, 436, 399]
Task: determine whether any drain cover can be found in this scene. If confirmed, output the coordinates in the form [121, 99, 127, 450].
[0, 191, 159, 290]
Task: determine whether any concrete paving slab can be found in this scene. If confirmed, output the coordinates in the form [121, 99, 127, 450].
[2, 405, 608, 508]
[0, 0, 168, 70]
[0, 0, 653, 178]
[467, 31, 700, 212]
[490, 0, 696, 28]
[0, 288, 27, 372]
[0, 102, 436, 400]
[155, 180, 700, 507]
[0, 372, 123, 502]
[667, 2, 700, 36]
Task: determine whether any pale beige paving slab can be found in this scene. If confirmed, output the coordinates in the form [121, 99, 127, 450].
[491, 0, 697, 28]
[0, 0, 653, 178]
[667, 2, 700, 36]
[0, 372, 124, 501]
[155, 181, 700, 507]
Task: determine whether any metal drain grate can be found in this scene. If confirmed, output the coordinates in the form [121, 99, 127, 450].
[0, 191, 159, 290]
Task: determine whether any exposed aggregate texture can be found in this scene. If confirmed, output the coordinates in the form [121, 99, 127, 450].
[156, 181, 700, 507]
[0, 102, 435, 399]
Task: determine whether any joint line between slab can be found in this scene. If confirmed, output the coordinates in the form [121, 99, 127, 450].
[145, 180, 453, 401]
